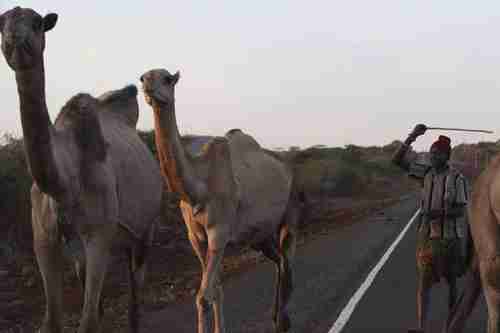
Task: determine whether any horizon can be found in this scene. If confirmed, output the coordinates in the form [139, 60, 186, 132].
[1, 1, 499, 152]
[1, 129, 496, 154]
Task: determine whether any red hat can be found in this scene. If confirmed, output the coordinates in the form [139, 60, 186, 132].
[430, 135, 451, 153]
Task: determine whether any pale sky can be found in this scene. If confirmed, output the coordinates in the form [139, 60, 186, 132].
[1, 1, 500, 151]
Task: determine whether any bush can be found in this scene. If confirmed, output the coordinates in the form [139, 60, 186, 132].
[0, 134, 32, 252]
[330, 163, 363, 196]
[292, 144, 409, 199]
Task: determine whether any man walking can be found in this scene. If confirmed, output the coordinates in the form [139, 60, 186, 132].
[392, 124, 468, 333]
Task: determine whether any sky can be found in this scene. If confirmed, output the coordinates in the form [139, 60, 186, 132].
[1, 1, 500, 151]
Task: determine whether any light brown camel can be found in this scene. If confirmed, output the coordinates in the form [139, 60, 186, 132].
[445, 155, 500, 333]
[140, 68, 302, 333]
[0, 7, 163, 333]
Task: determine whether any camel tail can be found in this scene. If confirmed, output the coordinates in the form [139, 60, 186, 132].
[463, 177, 477, 271]
[464, 209, 474, 269]
[445, 207, 481, 333]
[289, 169, 305, 204]
[282, 167, 306, 231]
[445, 258, 481, 333]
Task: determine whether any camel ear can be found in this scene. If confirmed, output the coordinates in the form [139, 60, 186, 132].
[173, 71, 180, 85]
[0, 13, 5, 31]
[43, 13, 58, 32]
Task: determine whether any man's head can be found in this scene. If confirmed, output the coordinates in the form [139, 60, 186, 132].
[429, 135, 451, 170]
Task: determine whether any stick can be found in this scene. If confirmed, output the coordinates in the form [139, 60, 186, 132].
[426, 127, 494, 134]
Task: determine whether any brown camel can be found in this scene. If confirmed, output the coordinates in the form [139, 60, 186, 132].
[0, 7, 163, 333]
[140, 68, 302, 333]
[445, 155, 500, 333]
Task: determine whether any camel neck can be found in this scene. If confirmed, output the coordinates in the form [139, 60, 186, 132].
[152, 100, 201, 203]
[15, 62, 61, 195]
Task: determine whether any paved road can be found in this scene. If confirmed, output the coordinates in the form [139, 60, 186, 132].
[142, 197, 488, 333]
[340, 217, 487, 333]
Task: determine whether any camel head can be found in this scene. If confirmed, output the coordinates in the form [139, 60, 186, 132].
[140, 69, 180, 107]
[0, 7, 58, 70]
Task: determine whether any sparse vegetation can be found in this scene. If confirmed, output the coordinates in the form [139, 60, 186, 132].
[0, 131, 494, 255]
[289, 141, 412, 199]
[0, 134, 32, 255]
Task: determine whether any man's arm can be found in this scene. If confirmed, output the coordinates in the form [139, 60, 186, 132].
[425, 205, 465, 220]
[392, 124, 427, 172]
[392, 142, 412, 171]
[447, 174, 468, 219]
[447, 205, 466, 219]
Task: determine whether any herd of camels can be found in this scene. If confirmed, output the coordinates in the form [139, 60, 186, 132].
[2, 6, 500, 333]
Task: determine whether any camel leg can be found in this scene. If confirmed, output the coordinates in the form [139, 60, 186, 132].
[197, 226, 228, 333]
[275, 256, 292, 333]
[34, 238, 64, 333]
[275, 224, 297, 333]
[78, 231, 113, 333]
[31, 194, 64, 333]
[127, 243, 149, 333]
[255, 239, 282, 325]
[444, 258, 481, 333]
[484, 283, 500, 333]
[481, 257, 500, 333]
[187, 228, 212, 333]
[188, 229, 208, 270]
[213, 281, 225, 333]
[75, 259, 105, 319]
[186, 227, 212, 333]
[254, 239, 282, 327]
[128, 222, 156, 333]
[196, 247, 226, 333]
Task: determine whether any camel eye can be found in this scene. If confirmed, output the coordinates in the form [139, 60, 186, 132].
[32, 16, 42, 31]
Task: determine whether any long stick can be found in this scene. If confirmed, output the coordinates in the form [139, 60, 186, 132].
[427, 127, 494, 134]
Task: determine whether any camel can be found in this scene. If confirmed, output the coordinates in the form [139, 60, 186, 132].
[445, 155, 500, 333]
[0, 7, 163, 333]
[140, 68, 302, 333]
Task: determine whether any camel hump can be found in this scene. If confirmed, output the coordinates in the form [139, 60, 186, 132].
[97, 85, 139, 128]
[226, 128, 242, 137]
[204, 136, 237, 197]
[57, 93, 108, 162]
[225, 128, 261, 153]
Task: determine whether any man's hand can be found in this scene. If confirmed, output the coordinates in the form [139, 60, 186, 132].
[423, 209, 445, 220]
[408, 124, 427, 141]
